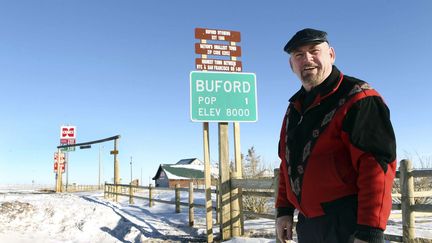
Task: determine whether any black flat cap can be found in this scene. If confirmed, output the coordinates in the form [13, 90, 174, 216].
[284, 28, 328, 54]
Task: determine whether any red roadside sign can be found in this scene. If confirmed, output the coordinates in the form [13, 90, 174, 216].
[60, 138, 76, 145]
[195, 43, 241, 57]
[195, 58, 242, 72]
[54, 162, 65, 173]
[60, 126, 76, 139]
[195, 28, 241, 42]
[54, 152, 66, 164]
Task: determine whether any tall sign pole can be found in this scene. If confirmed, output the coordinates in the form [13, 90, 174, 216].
[199, 36, 214, 243]
[113, 138, 120, 202]
[218, 120, 231, 240]
[231, 40, 242, 237]
[60, 125, 77, 192]
[56, 148, 62, 192]
[54, 149, 65, 192]
[66, 153, 69, 191]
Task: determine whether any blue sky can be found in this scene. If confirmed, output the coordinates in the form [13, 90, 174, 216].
[1, 1, 431, 185]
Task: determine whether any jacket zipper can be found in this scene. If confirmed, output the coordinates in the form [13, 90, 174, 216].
[296, 102, 321, 125]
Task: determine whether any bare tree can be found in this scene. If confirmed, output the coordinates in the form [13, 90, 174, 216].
[241, 146, 272, 218]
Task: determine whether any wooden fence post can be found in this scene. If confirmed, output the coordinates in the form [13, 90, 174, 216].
[129, 183, 134, 205]
[175, 184, 181, 213]
[189, 181, 194, 227]
[216, 183, 220, 224]
[104, 183, 107, 199]
[400, 159, 415, 242]
[274, 169, 281, 243]
[230, 171, 241, 237]
[239, 186, 244, 236]
[149, 183, 153, 207]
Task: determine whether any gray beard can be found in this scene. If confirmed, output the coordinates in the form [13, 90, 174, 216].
[301, 73, 322, 87]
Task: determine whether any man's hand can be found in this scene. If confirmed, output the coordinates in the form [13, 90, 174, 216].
[276, 215, 294, 242]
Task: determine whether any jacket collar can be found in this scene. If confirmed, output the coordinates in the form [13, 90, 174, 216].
[289, 65, 343, 109]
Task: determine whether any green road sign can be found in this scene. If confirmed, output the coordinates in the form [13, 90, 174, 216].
[61, 146, 75, 152]
[190, 71, 257, 122]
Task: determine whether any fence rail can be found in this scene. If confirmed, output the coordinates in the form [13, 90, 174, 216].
[103, 160, 432, 242]
[104, 182, 218, 227]
[63, 184, 100, 192]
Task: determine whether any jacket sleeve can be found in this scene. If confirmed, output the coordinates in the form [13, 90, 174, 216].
[276, 115, 295, 217]
[276, 159, 295, 217]
[341, 95, 397, 242]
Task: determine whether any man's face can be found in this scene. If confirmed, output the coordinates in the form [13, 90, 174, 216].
[289, 42, 335, 91]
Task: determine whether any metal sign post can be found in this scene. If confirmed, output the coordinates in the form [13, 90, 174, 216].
[56, 135, 120, 196]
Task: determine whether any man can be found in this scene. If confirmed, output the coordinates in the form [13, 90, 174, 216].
[275, 28, 396, 243]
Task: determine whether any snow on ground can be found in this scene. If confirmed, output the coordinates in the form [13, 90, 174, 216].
[0, 189, 209, 242]
[0, 185, 431, 242]
[0, 191, 144, 243]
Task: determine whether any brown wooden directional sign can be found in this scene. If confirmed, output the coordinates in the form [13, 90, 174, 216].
[196, 58, 242, 72]
[195, 28, 241, 42]
[195, 43, 241, 57]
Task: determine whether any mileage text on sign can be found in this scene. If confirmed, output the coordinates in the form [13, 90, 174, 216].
[190, 71, 257, 122]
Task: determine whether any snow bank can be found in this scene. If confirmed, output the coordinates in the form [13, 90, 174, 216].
[0, 192, 144, 243]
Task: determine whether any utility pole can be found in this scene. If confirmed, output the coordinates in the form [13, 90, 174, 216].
[113, 138, 120, 202]
[98, 145, 102, 189]
[130, 156, 133, 183]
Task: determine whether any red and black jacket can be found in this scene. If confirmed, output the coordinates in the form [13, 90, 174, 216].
[276, 66, 396, 241]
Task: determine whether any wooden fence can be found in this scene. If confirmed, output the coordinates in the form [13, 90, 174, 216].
[104, 181, 218, 227]
[397, 159, 432, 242]
[103, 159, 432, 242]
